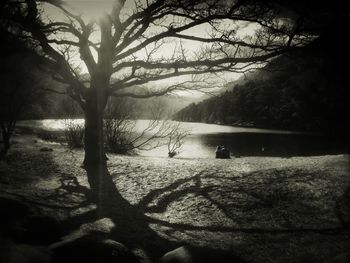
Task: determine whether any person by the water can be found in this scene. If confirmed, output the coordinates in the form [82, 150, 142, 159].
[215, 145, 230, 159]
[221, 146, 230, 159]
[215, 145, 222, 158]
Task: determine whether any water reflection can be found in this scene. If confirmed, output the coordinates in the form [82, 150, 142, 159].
[141, 132, 348, 158]
[18, 119, 348, 158]
[35, 119, 307, 135]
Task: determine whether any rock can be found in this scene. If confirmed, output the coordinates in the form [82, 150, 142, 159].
[40, 147, 53, 152]
[160, 246, 192, 263]
[159, 245, 247, 263]
[51, 235, 140, 263]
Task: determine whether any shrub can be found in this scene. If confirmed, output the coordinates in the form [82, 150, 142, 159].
[37, 130, 60, 142]
[167, 123, 189, 158]
[103, 98, 189, 156]
[104, 118, 134, 154]
[64, 120, 84, 149]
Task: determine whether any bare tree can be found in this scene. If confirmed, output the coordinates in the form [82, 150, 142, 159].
[104, 98, 187, 154]
[167, 122, 189, 157]
[64, 119, 85, 148]
[104, 98, 136, 154]
[1, 0, 314, 200]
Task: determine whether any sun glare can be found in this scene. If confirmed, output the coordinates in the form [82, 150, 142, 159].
[63, 0, 117, 21]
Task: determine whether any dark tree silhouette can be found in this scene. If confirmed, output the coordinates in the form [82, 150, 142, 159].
[1, 0, 313, 200]
[0, 51, 45, 159]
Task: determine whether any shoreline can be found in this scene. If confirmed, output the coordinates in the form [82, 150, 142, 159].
[17, 119, 326, 135]
[15, 120, 349, 159]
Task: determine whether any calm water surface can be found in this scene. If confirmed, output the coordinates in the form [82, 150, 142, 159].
[20, 119, 348, 158]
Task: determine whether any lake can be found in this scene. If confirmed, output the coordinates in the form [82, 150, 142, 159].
[19, 119, 348, 158]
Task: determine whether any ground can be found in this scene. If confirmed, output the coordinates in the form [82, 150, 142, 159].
[0, 131, 349, 263]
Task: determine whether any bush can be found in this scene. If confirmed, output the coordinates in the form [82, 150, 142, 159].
[167, 123, 189, 158]
[103, 98, 188, 156]
[64, 120, 84, 149]
[37, 130, 60, 142]
[104, 118, 134, 154]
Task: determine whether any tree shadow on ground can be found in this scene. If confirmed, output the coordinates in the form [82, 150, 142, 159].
[335, 186, 350, 229]
[2, 149, 349, 263]
[0, 147, 60, 185]
[52, 166, 350, 262]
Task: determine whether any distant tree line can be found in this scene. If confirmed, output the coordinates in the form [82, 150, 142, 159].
[39, 95, 188, 120]
[174, 32, 350, 134]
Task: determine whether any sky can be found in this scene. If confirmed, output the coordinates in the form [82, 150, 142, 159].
[65, 0, 129, 20]
[41, 0, 259, 93]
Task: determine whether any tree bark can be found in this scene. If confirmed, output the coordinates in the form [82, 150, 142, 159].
[82, 76, 113, 203]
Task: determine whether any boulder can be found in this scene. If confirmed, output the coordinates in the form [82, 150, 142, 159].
[159, 245, 247, 263]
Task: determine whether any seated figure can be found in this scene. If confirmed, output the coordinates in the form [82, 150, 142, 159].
[215, 146, 222, 159]
[221, 146, 230, 159]
[215, 145, 230, 159]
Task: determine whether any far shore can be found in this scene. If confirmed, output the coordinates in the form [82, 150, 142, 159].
[17, 118, 328, 135]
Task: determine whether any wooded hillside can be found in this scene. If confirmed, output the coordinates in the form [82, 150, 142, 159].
[174, 29, 350, 134]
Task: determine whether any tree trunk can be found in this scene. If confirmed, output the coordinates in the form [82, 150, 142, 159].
[82, 77, 113, 203]
[82, 85, 136, 214]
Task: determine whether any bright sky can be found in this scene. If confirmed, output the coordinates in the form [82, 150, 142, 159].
[63, 0, 133, 21]
[41, 0, 260, 93]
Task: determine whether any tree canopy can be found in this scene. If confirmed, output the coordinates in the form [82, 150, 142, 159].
[1, 0, 318, 101]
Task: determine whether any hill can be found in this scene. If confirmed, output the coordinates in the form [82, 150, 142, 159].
[173, 32, 350, 134]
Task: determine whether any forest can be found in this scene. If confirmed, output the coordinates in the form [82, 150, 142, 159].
[174, 27, 350, 134]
